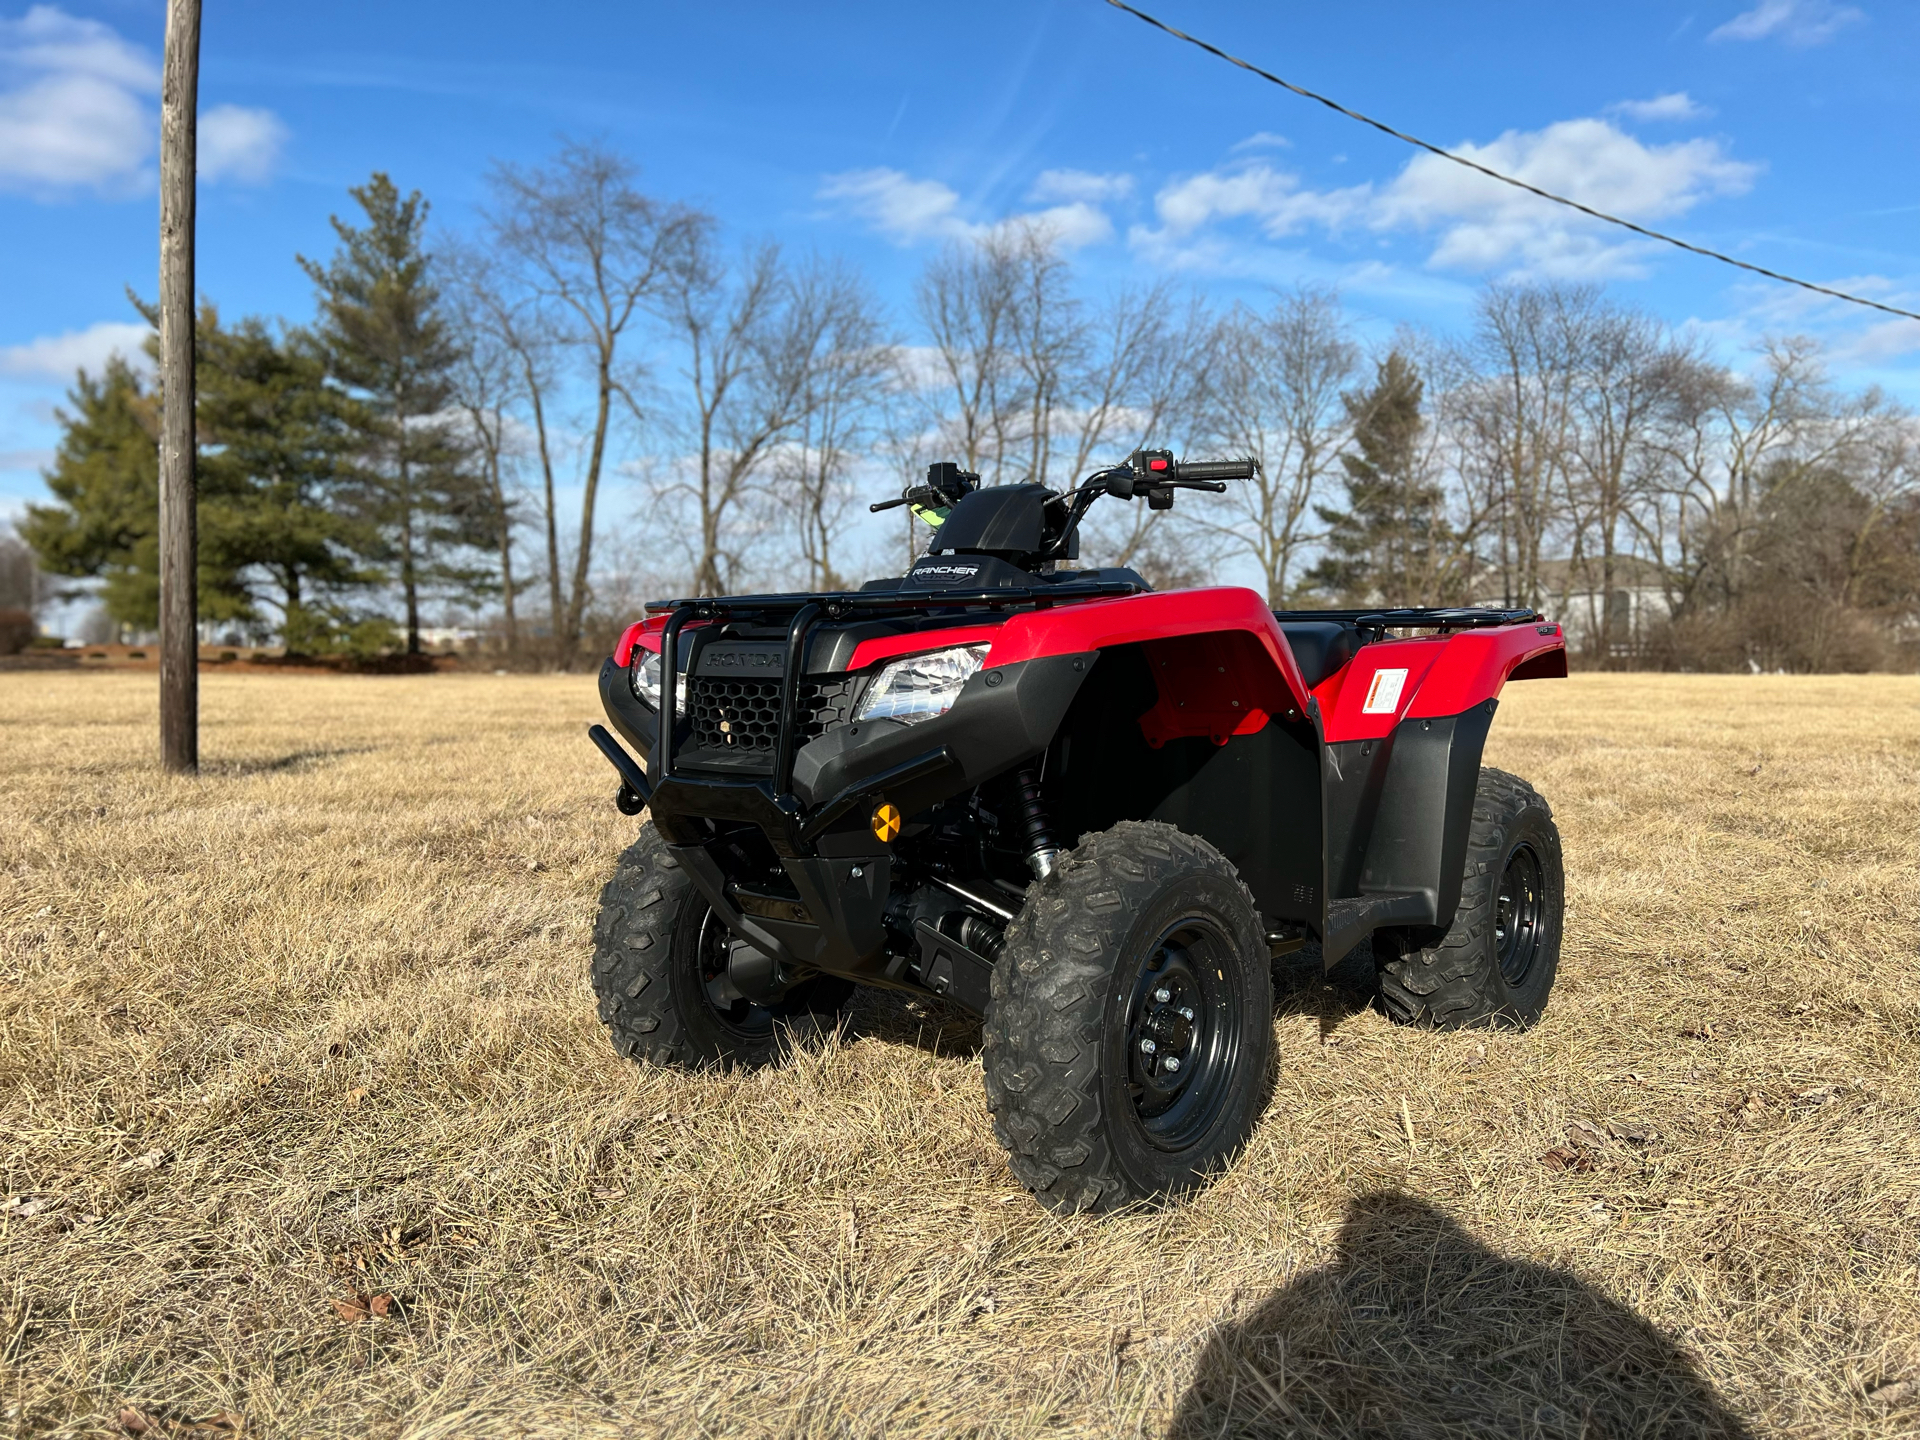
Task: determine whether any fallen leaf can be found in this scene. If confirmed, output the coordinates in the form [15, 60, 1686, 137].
[1541, 1145, 1594, 1173]
[345, 1088, 368, 1108]
[332, 1294, 370, 1323]
[1681, 1022, 1717, 1041]
[1866, 1378, 1916, 1409]
[117, 1409, 154, 1434]
[367, 1293, 393, 1318]
[3, 1194, 48, 1218]
[1566, 1119, 1608, 1148]
[1606, 1119, 1657, 1145]
[121, 1148, 166, 1171]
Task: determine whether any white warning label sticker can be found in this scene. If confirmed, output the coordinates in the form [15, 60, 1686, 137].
[1361, 667, 1408, 715]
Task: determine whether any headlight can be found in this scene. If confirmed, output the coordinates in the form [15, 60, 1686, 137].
[855, 644, 990, 725]
[629, 649, 685, 714]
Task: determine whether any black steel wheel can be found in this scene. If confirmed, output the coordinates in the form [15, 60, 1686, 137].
[1378, 768, 1564, 1030]
[591, 827, 852, 1068]
[1495, 842, 1546, 987]
[984, 821, 1274, 1214]
[1124, 918, 1244, 1150]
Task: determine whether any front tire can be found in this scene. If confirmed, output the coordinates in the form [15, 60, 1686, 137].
[591, 827, 852, 1068]
[1378, 767, 1563, 1030]
[983, 821, 1275, 1213]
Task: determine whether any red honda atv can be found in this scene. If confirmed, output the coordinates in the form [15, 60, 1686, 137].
[587, 452, 1567, 1212]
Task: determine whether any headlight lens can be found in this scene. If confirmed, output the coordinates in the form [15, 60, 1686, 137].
[856, 644, 990, 725]
[629, 649, 685, 714]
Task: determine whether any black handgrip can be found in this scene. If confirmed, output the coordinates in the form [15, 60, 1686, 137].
[1173, 458, 1259, 482]
[870, 495, 910, 512]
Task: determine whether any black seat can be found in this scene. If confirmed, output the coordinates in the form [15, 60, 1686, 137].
[1277, 619, 1361, 690]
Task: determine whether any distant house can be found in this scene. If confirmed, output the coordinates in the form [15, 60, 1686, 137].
[415, 626, 480, 652]
[1484, 556, 1674, 660]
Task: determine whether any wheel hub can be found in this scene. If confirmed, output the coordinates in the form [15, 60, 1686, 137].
[1122, 919, 1244, 1149]
[1495, 842, 1545, 987]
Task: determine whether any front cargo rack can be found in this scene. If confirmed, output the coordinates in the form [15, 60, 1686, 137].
[643, 580, 1144, 795]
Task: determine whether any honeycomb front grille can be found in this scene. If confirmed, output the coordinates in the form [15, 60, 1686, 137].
[685, 676, 859, 761]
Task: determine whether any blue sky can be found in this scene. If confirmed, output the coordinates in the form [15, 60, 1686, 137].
[3, 0, 1918, 529]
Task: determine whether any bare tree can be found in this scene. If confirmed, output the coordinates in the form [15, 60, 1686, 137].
[1068, 285, 1216, 581]
[1191, 286, 1359, 604]
[665, 242, 868, 595]
[916, 225, 1081, 481]
[443, 247, 524, 650]
[1557, 303, 1680, 659]
[776, 260, 893, 591]
[484, 142, 706, 654]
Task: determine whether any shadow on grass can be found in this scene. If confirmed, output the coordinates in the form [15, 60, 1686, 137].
[1273, 939, 1381, 1041]
[846, 942, 1379, 1065]
[203, 746, 378, 777]
[848, 986, 984, 1059]
[1169, 1192, 1753, 1440]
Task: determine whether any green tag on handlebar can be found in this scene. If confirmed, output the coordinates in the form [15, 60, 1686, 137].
[910, 504, 951, 527]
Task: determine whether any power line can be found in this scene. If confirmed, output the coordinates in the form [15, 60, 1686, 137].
[1103, 0, 1920, 326]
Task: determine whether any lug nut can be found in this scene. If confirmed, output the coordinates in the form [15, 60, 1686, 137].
[1139, 1038, 1157, 1055]
[1179, 1006, 1194, 1021]
[1153, 987, 1172, 1004]
[1164, 1056, 1182, 1073]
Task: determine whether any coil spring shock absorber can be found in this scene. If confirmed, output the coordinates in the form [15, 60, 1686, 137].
[1014, 767, 1059, 881]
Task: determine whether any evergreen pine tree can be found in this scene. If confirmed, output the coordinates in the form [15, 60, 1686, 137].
[20, 352, 253, 631]
[299, 174, 494, 654]
[1308, 351, 1451, 606]
[196, 313, 383, 654]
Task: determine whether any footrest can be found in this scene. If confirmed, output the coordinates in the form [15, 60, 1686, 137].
[1324, 891, 1431, 969]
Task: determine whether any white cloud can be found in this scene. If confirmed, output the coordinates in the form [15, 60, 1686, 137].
[1608, 92, 1710, 122]
[820, 168, 968, 243]
[198, 104, 287, 184]
[819, 167, 1114, 250]
[1710, 0, 1864, 46]
[1372, 118, 1758, 278]
[0, 6, 156, 193]
[0, 6, 287, 195]
[1027, 168, 1133, 205]
[1230, 131, 1292, 153]
[1131, 115, 1758, 282]
[1147, 161, 1367, 239]
[0, 320, 151, 381]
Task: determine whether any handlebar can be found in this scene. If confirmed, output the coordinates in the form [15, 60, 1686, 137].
[1172, 459, 1258, 483]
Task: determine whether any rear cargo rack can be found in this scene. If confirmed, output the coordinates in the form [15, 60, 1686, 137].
[1274, 606, 1541, 637]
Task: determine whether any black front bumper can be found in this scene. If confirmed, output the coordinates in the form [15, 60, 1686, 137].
[595, 646, 1094, 984]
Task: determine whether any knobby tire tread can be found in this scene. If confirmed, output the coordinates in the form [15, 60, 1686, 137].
[1377, 767, 1561, 1030]
[983, 820, 1266, 1214]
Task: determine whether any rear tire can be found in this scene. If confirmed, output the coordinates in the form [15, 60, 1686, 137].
[591, 827, 853, 1068]
[983, 821, 1274, 1213]
[1378, 767, 1563, 1030]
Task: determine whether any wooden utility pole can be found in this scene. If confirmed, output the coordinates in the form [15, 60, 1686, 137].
[158, 0, 201, 773]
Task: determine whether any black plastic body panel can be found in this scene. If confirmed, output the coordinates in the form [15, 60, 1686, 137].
[789, 652, 1093, 808]
[1359, 702, 1498, 931]
[1048, 647, 1323, 926]
[931, 483, 1051, 555]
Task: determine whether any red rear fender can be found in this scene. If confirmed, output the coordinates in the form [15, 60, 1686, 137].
[1313, 622, 1566, 742]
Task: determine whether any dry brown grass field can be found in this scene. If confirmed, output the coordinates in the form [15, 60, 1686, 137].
[2, 669, 1917, 1438]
